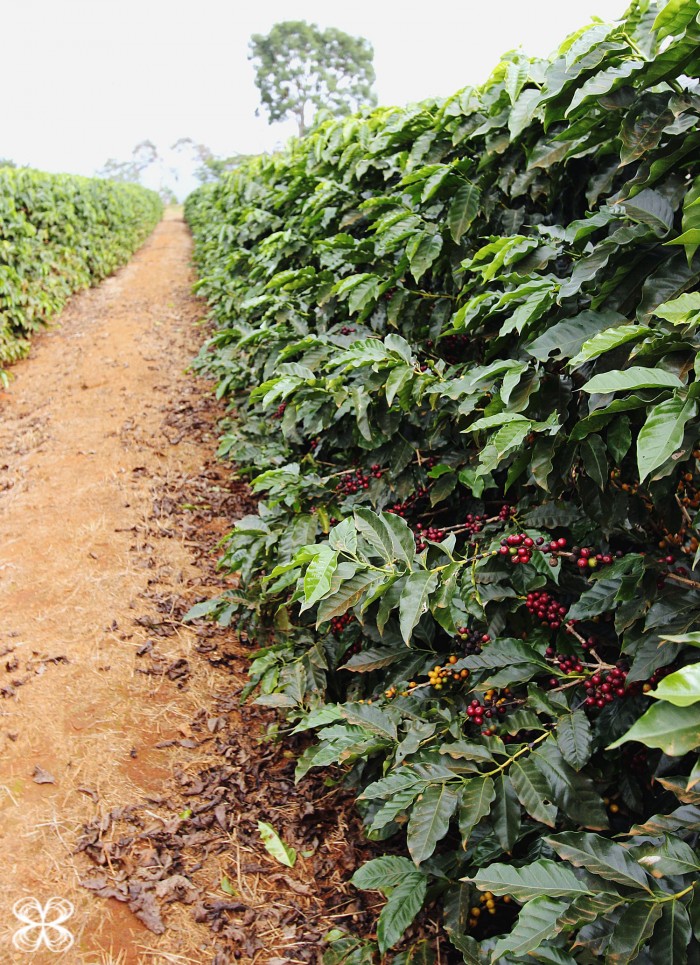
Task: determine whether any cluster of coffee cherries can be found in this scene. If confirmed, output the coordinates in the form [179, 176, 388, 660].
[386, 487, 429, 518]
[273, 402, 287, 419]
[414, 523, 446, 552]
[498, 503, 515, 521]
[625, 746, 649, 776]
[340, 326, 356, 336]
[335, 465, 383, 496]
[464, 513, 486, 536]
[343, 640, 362, 659]
[384, 680, 421, 699]
[427, 656, 469, 690]
[545, 647, 584, 680]
[457, 626, 490, 656]
[437, 333, 470, 364]
[330, 612, 354, 635]
[525, 591, 568, 630]
[582, 665, 629, 709]
[465, 688, 510, 731]
[537, 536, 568, 566]
[499, 533, 537, 564]
[640, 664, 674, 694]
[657, 558, 693, 588]
[467, 891, 511, 930]
[677, 456, 700, 511]
[572, 546, 619, 571]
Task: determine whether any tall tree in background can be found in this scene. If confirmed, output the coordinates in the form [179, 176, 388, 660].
[99, 140, 159, 186]
[249, 21, 376, 136]
[171, 137, 251, 185]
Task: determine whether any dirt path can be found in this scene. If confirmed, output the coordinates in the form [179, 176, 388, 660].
[0, 213, 371, 964]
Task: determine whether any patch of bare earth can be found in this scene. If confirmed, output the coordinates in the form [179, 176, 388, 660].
[0, 211, 374, 964]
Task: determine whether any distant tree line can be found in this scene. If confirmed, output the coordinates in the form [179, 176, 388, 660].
[8, 20, 375, 196]
[97, 139, 249, 202]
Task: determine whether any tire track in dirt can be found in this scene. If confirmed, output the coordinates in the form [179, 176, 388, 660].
[0, 212, 373, 965]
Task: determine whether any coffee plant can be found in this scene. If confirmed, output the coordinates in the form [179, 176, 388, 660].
[186, 1, 700, 959]
[0, 167, 162, 376]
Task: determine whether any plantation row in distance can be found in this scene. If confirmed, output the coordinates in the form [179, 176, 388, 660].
[0, 169, 161, 376]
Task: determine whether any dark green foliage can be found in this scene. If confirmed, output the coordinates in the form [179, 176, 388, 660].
[0, 168, 161, 372]
[186, 1, 700, 960]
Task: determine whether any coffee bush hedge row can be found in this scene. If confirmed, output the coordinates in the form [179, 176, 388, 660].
[186, 1, 700, 960]
[0, 168, 162, 372]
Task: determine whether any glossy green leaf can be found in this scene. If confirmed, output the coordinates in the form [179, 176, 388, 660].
[382, 510, 417, 565]
[351, 854, 419, 890]
[556, 710, 592, 771]
[510, 758, 558, 827]
[653, 292, 700, 326]
[607, 415, 632, 462]
[341, 703, 398, 740]
[301, 545, 338, 610]
[407, 231, 443, 283]
[606, 901, 663, 965]
[505, 60, 530, 105]
[666, 228, 700, 246]
[556, 892, 624, 929]
[546, 832, 651, 891]
[493, 896, 569, 959]
[526, 310, 621, 362]
[582, 366, 684, 394]
[377, 874, 428, 953]
[649, 901, 692, 965]
[458, 776, 496, 845]
[465, 859, 594, 902]
[492, 774, 521, 850]
[637, 396, 696, 482]
[688, 759, 700, 791]
[568, 324, 652, 368]
[661, 632, 700, 648]
[448, 182, 480, 243]
[532, 743, 608, 829]
[257, 821, 297, 868]
[354, 507, 394, 561]
[581, 434, 608, 490]
[407, 783, 460, 864]
[648, 663, 700, 706]
[347, 275, 381, 315]
[620, 188, 675, 236]
[608, 701, 700, 756]
[399, 570, 439, 644]
[317, 570, 380, 624]
[652, 0, 699, 41]
[636, 835, 700, 878]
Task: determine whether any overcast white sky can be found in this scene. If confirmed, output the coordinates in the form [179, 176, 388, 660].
[3, 0, 630, 185]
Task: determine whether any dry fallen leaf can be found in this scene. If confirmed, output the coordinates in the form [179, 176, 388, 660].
[32, 765, 55, 785]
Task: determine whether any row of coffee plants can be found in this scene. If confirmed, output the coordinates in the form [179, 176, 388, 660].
[0, 167, 162, 375]
[186, 1, 700, 960]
